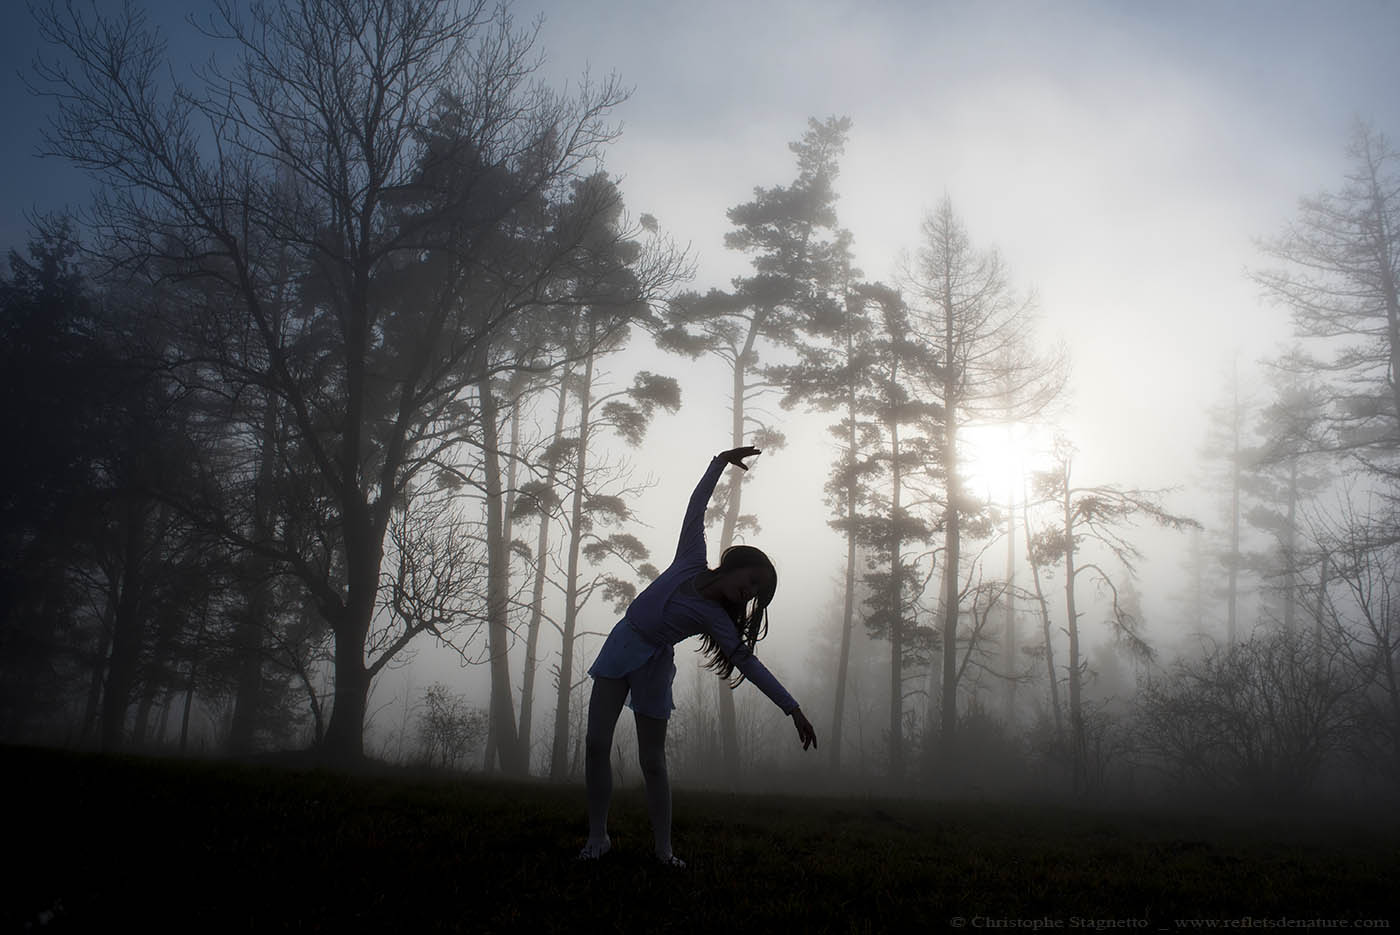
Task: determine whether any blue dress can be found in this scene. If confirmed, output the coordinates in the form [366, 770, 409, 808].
[587, 457, 800, 720]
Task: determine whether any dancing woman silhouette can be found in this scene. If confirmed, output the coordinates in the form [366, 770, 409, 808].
[578, 446, 817, 867]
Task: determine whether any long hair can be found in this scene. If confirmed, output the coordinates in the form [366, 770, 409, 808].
[697, 545, 777, 688]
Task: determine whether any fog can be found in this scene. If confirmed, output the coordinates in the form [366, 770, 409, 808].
[3, 0, 1400, 810]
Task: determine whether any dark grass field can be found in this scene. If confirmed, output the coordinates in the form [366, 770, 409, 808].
[6, 746, 1397, 933]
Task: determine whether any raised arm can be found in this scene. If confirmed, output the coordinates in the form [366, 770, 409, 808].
[673, 447, 762, 564]
[674, 457, 725, 564]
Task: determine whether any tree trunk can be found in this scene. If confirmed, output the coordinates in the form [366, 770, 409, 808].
[551, 335, 595, 781]
[1003, 480, 1018, 722]
[319, 268, 382, 766]
[154, 684, 174, 746]
[179, 685, 196, 753]
[321, 483, 383, 765]
[521, 374, 570, 767]
[100, 498, 152, 751]
[1314, 553, 1329, 670]
[887, 417, 904, 780]
[134, 600, 181, 747]
[321, 600, 372, 765]
[1228, 371, 1241, 646]
[830, 384, 858, 772]
[82, 591, 115, 742]
[715, 331, 760, 780]
[940, 412, 960, 752]
[132, 677, 157, 747]
[1283, 458, 1298, 636]
[480, 375, 526, 776]
[229, 390, 279, 754]
[938, 272, 961, 758]
[178, 601, 207, 754]
[1023, 502, 1061, 743]
[1062, 472, 1085, 792]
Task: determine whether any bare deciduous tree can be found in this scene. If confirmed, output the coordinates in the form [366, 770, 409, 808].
[417, 682, 487, 770]
[1309, 493, 1400, 783]
[900, 196, 1067, 752]
[1027, 438, 1197, 792]
[1135, 630, 1360, 799]
[32, 0, 676, 764]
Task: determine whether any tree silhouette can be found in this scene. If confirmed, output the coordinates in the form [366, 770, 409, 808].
[1027, 439, 1197, 791]
[1244, 365, 1331, 637]
[658, 116, 850, 777]
[852, 286, 938, 779]
[901, 197, 1066, 752]
[31, 0, 676, 762]
[1254, 122, 1400, 473]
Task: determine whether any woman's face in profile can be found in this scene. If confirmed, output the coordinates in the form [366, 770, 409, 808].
[716, 566, 774, 609]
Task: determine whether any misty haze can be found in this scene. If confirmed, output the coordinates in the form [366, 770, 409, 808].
[2, 0, 1398, 930]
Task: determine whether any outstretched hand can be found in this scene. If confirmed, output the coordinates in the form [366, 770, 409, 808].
[792, 708, 818, 751]
[718, 446, 762, 471]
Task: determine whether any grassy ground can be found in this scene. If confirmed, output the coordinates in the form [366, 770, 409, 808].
[6, 746, 1397, 933]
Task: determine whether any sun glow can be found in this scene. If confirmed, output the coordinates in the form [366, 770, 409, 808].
[960, 423, 1031, 503]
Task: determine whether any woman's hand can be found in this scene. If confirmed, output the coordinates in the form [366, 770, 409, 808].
[791, 707, 818, 751]
[718, 446, 761, 471]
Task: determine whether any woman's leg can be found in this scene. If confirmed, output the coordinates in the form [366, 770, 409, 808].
[634, 711, 675, 861]
[583, 677, 629, 855]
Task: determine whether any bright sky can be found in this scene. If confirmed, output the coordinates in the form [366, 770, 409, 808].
[5, 0, 1400, 730]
